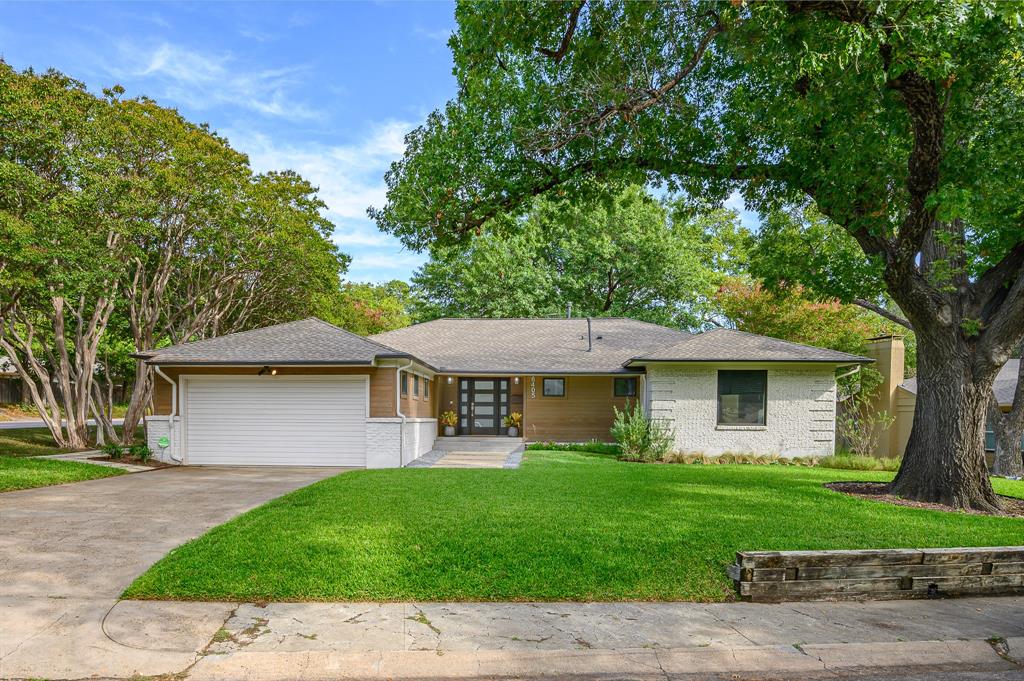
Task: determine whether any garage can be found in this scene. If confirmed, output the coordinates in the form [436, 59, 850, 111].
[183, 375, 368, 466]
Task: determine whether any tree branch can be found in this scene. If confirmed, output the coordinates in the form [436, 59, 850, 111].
[537, 0, 586, 63]
[853, 298, 914, 331]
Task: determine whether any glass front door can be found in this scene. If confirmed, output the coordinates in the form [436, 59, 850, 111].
[458, 378, 510, 435]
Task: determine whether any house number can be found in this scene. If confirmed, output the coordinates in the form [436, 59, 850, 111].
[529, 376, 536, 399]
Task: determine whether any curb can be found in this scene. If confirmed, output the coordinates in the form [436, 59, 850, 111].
[188, 637, 1019, 680]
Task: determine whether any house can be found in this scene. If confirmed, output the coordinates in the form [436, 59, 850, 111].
[865, 336, 1023, 458]
[139, 317, 869, 467]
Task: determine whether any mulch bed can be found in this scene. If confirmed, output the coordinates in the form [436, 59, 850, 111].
[88, 455, 175, 469]
[826, 481, 1024, 518]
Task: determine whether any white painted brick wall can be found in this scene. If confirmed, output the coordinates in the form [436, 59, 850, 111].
[402, 419, 437, 466]
[646, 365, 837, 457]
[144, 415, 182, 464]
[366, 418, 437, 468]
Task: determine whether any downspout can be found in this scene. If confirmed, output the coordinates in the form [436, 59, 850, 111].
[152, 365, 183, 463]
[395, 359, 413, 465]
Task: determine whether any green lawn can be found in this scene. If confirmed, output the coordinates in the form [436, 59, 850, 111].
[0, 427, 82, 458]
[124, 450, 1024, 603]
[0, 455, 124, 492]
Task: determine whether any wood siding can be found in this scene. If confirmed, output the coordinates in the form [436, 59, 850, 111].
[523, 375, 627, 442]
[400, 374, 435, 418]
[152, 366, 397, 418]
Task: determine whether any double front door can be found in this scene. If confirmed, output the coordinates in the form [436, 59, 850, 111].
[458, 378, 510, 435]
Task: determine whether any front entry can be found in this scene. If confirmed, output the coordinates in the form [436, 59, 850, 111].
[458, 378, 510, 435]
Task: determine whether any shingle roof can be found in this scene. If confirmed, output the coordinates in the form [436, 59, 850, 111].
[371, 318, 691, 374]
[139, 318, 418, 366]
[901, 359, 1020, 408]
[627, 328, 871, 365]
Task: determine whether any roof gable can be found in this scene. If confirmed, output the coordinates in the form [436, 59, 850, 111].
[140, 318, 414, 366]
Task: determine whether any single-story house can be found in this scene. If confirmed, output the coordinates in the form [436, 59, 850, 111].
[139, 317, 868, 467]
[865, 336, 1023, 457]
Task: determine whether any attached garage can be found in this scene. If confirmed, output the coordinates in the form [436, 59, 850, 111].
[139, 318, 438, 468]
[183, 375, 368, 466]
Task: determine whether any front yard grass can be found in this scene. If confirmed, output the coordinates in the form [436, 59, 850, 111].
[0, 455, 124, 492]
[125, 450, 1024, 603]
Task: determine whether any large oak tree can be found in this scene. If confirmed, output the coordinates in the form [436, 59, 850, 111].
[373, 1, 1024, 509]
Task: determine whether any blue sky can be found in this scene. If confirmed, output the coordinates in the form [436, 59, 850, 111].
[1, 1, 459, 282]
[2, 1, 758, 284]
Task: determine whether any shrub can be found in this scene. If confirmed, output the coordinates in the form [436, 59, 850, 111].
[662, 452, 815, 466]
[818, 453, 901, 472]
[526, 440, 621, 456]
[102, 442, 124, 459]
[129, 444, 153, 462]
[610, 402, 674, 463]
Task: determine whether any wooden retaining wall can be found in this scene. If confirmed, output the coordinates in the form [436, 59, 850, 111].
[729, 547, 1024, 602]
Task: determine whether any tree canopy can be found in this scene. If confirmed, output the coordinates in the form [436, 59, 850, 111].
[374, 1, 1024, 509]
[411, 186, 742, 328]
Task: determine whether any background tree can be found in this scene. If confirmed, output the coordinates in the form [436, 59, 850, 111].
[328, 281, 414, 335]
[373, 1, 1024, 510]
[412, 186, 739, 328]
[0, 62, 347, 447]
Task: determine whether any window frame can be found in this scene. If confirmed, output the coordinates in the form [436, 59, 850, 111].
[716, 370, 768, 426]
[400, 372, 409, 397]
[424, 378, 430, 399]
[614, 377, 638, 398]
[542, 377, 566, 397]
[413, 375, 420, 398]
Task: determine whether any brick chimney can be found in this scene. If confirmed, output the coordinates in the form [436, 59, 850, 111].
[863, 336, 906, 458]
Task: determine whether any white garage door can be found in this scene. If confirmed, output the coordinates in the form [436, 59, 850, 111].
[184, 375, 367, 466]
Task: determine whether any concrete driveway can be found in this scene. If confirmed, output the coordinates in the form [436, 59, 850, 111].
[0, 465, 347, 678]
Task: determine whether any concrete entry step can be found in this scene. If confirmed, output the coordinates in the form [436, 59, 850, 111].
[432, 436, 524, 454]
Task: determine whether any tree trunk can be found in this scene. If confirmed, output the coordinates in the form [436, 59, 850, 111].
[888, 333, 1002, 511]
[120, 359, 152, 445]
[991, 418, 1024, 479]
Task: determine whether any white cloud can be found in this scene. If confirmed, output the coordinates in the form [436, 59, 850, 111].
[723, 190, 762, 232]
[223, 121, 423, 283]
[106, 41, 321, 121]
[227, 120, 410, 221]
[414, 26, 452, 44]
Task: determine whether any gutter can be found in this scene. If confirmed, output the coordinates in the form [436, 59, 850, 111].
[152, 365, 183, 463]
[395, 358, 413, 466]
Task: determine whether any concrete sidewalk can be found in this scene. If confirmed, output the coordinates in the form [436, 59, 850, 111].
[3, 597, 1021, 680]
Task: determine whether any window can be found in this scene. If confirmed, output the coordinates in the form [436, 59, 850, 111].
[424, 379, 430, 398]
[717, 370, 767, 425]
[400, 372, 408, 396]
[542, 377, 565, 397]
[413, 375, 420, 397]
[614, 377, 638, 397]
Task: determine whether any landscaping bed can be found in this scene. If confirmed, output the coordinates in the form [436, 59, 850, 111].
[827, 481, 1024, 518]
[124, 450, 1024, 603]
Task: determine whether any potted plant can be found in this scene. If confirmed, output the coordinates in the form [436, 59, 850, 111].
[440, 410, 458, 436]
[503, 411, 522, 437]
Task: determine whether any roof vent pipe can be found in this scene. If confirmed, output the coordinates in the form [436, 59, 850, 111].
[587, 317, 592, 352]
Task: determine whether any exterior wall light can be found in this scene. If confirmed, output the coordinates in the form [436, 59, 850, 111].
[258, 366, 277, 376]
[447, 376, 453, 384]
[514, 376, 520, 384]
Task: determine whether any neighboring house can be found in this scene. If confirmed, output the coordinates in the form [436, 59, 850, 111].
[864, 336, 1023, 457]
[139, 317, 868, 468]
[0, 356, 23, 405]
